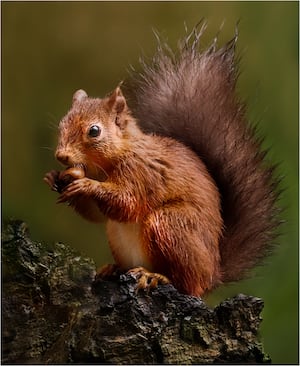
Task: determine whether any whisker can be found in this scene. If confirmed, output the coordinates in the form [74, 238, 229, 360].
[45, 112, 59, 131]
[40, 146, 54, 151]
[47, 121, 58, 131]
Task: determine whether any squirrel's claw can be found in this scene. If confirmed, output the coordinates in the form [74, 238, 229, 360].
[44, 170, 60, 192]
[56, 177, 93, 204]
[127, 266, 170, 293]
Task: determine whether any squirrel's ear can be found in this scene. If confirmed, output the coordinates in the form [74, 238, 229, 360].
[72, 89, 88, 105]
[106, 86, 127, 114]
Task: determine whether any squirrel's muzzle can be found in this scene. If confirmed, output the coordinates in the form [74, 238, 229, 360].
[55, 150, 71, 166]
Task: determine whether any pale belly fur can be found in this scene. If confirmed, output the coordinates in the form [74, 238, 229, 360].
[106, 220, 153, 271]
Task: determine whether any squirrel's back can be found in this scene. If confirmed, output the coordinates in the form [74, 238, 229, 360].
[129, 25, 280, 283]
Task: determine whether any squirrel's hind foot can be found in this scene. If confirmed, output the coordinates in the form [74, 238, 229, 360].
[127, 266, 170, 293]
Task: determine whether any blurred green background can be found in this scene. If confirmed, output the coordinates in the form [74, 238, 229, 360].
[2, 2, 298, 363]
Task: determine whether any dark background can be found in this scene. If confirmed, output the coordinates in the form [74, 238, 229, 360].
[2, 2, 298, 363]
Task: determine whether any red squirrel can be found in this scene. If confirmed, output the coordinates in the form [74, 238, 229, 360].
[44, 28, 279, 297]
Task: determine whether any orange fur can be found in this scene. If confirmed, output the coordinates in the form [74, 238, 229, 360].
[45, 29, 279, 297]
[48, 87, 222, 296]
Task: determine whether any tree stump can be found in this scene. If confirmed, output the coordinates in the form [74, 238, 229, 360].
[2, 220, 270, 364]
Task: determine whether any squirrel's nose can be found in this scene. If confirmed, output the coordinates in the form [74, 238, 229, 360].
[55, 150, 70, 166]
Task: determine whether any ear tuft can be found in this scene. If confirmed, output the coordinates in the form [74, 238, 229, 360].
[107, 86, 126, 114]
[72, 89, 88, 104]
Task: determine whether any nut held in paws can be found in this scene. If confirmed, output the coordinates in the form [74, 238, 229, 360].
[59, 166, 85, 185]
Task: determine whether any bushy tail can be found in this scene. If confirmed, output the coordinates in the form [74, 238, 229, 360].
[128, 24, 280, 282]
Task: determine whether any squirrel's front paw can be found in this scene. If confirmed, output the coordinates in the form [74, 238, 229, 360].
[56, 177, 95, 204]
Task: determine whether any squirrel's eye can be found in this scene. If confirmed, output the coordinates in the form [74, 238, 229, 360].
[88, 125, 101, 138]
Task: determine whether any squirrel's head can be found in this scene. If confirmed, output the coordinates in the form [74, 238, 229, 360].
[55, 86, 138, 177]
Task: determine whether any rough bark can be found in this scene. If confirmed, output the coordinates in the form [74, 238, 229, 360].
[2, 220, 270, 364]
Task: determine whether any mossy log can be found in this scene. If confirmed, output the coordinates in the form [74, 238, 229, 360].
[2, 220, 270, 364]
